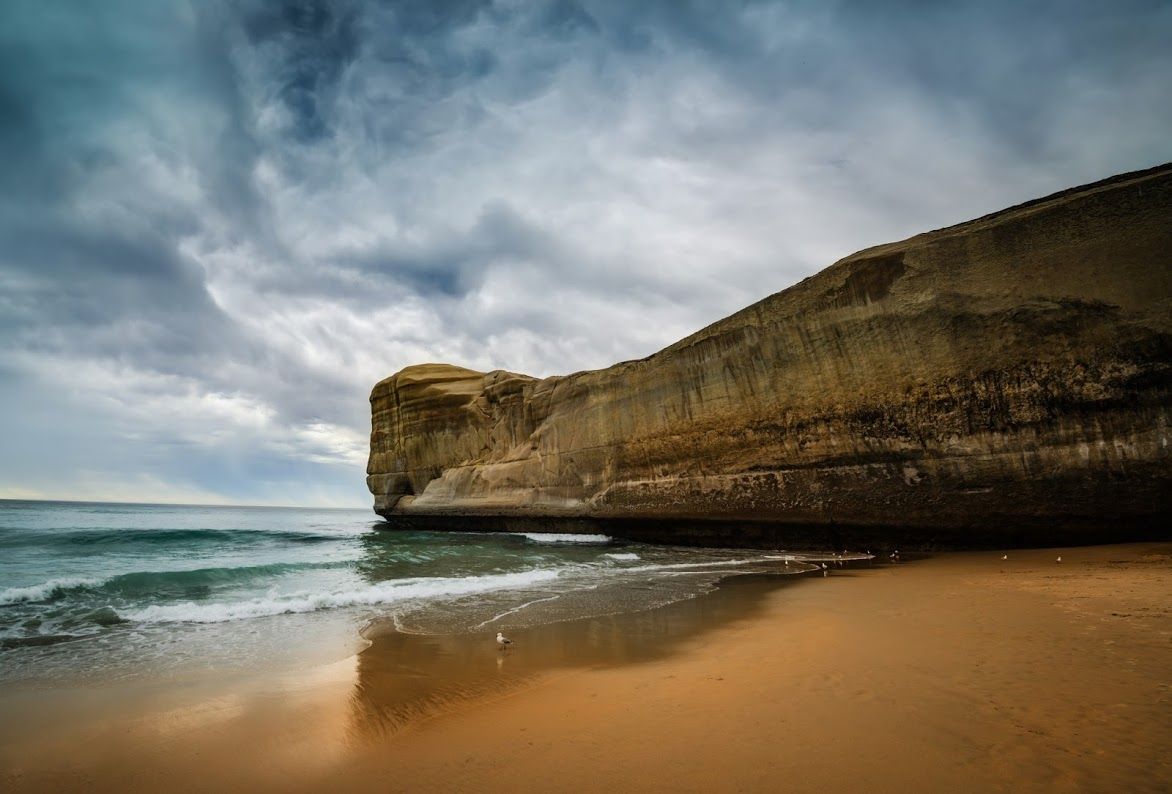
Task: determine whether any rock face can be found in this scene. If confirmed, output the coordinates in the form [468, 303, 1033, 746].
[368, 165, 1172, 548]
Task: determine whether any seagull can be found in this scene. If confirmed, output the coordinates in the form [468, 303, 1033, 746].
[1001, 554, 1008, 561]
[496, 631, 513, 650]
[1056, 555, 1062, 564]
[821, 562, 829, 577]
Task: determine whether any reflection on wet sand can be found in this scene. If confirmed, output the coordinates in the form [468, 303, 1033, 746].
[348, 573, 800, 739]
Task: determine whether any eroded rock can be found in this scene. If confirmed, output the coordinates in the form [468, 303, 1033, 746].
[367, 164, 1172, 547]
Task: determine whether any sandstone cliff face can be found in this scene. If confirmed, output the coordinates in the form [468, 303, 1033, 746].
[368, 165, 1172, 547]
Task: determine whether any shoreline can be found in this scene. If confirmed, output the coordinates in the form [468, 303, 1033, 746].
[350, 569, 812, 737]
[372, 512, 1172, 550]
[2, 542, 1169, 792]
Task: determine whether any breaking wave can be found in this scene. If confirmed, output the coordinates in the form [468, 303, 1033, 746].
[0, 561, 356, 606]
[118, 568, 564, 624]
[517, 533, 612, 544]
[0, 577, 107, 605]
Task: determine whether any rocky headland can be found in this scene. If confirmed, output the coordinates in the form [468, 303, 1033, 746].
[368, 164, 1172, 548]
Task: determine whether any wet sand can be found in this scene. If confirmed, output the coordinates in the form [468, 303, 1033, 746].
[2, 543, 1169, 792]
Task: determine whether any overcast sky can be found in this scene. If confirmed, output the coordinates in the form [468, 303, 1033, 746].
[1, 0, 1169, 508]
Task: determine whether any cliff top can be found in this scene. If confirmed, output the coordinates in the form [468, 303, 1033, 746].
[373, 162, 1172, 392]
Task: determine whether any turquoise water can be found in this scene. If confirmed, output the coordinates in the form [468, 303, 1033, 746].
[0, 500, 843, 684]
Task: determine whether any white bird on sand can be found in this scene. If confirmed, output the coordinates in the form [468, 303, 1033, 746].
[496, 631, 513, 649]
[1001, 554, 1008, 561]
[1056, 555, 1062, 564]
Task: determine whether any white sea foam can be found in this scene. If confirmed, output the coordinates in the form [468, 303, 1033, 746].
[622, 557, 763, 573]
[518, 533, 612, 544]
[473, 594, 563, 629]
[118, 568, 563, 624]
[767, 552, 874, 562]
[0, 577, 107, 605]
[603, 552, 640, 561]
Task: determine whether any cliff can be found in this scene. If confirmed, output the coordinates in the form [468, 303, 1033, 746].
[368, 164, 1172, 548]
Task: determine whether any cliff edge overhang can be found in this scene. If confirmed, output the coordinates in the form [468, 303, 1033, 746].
[367, 164, 1172, 547]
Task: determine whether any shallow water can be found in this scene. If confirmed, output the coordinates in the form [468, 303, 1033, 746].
[0, 500, 864, 685]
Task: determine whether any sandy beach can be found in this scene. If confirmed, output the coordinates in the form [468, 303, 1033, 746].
[2, 542, 1169, 793]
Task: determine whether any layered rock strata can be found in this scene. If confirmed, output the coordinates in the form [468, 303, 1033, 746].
[368, 164, 1172, 548]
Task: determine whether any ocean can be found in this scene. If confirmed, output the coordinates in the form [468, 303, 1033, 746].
[0, 500, 847, 685]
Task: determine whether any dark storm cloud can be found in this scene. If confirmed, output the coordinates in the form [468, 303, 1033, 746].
[0, 2, 247, 329]
[327, 201, 566, 298]
[1, 0, 1170, 505]
[242, 0, 363, 141]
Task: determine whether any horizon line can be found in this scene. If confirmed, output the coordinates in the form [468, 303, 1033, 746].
[0, 496, 373, 511]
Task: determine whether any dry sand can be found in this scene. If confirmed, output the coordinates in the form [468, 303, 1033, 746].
[2, 543, 1169, 793]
